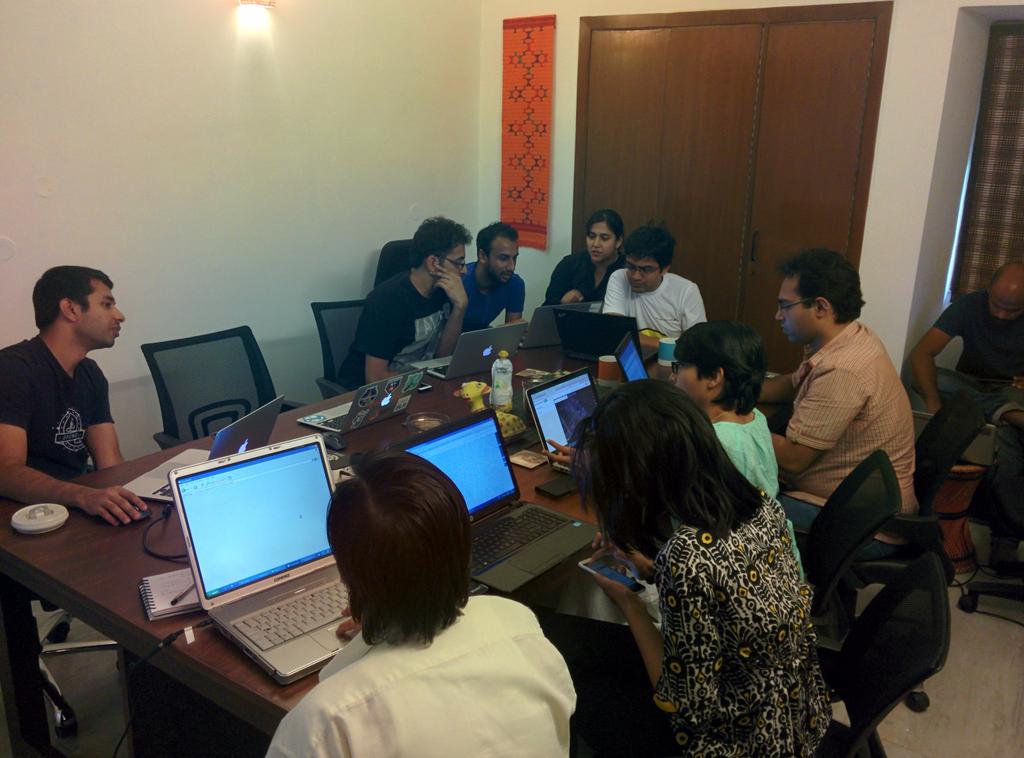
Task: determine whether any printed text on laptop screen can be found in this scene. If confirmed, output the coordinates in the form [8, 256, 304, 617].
[405, 416, 516, 515]
[177, 444, 333, 599]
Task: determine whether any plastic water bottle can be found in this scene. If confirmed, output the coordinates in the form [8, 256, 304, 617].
[490, 350, 514, 410]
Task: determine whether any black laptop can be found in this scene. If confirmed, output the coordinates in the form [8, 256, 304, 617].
[553, 309, 643, 361]
[401, 410, 597, 592]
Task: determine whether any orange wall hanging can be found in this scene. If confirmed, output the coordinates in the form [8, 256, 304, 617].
[501, 15, 555, 250]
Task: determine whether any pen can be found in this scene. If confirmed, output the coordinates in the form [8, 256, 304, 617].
[170, 583, 195, 606]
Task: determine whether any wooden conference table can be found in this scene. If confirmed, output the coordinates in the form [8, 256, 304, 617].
[0, 347, 602, 757]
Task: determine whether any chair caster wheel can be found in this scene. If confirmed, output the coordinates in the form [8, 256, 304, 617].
[958, 593, 979, 613]
[905, 691, 930, 713]
[54, 712, 78, 739]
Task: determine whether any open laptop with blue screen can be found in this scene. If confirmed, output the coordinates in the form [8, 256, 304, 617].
[615, 333, 649, 382]
[401, 411, 597, 592]
[170, 434, 347, 684]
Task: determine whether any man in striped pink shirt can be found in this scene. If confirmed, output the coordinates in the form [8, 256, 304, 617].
[760, 249, 917, 559]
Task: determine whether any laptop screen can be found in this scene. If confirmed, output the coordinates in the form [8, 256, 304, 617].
[616, 337, 647, 382]
[175, 441, 333, 600]
[404, 414, 516, 516]
[528, 370, 598, 452]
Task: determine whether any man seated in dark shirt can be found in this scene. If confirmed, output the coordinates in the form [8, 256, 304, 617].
[337, 217, 470, 389]
[0, 266, 148, 525]
[909, 262, 1023, 539]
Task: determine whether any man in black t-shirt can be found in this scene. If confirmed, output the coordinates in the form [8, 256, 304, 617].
[338, 217, 470, 389]
[0, 266, 148, 525]
[909, 262, 1023, 533]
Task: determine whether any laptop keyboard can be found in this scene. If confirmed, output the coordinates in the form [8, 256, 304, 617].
[471, 507, 567, 573]
[234, 581, 349, 651]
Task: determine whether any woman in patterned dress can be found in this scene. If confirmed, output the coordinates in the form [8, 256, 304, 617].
[571, 380, 830, 756]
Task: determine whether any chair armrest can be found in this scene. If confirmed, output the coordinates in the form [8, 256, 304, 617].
[315, 377, 346, 400]
[855, 514, 955, 585]
[153, 432, 182, 450]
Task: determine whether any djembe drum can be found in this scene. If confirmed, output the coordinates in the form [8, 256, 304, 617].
[931, 463, 987, 574]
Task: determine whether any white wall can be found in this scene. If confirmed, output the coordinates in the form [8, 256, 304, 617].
[1, 1, 481, 457]
[477, 0, 1024, 361]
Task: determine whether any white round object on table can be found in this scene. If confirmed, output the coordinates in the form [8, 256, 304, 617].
[11, 503, 70, 535]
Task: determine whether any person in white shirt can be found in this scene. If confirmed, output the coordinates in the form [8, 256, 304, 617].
[603, 225, 706, 340]
[266, 450, 576, 758]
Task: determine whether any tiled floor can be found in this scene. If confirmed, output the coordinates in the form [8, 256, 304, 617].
[2, 525, 1022, 758]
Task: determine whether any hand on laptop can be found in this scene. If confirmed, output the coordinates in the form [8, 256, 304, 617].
[335, 613, 362, 641]
[544, 439, 574, 467]
[73, 485, 148, 526]
[561, 290, 584, 304]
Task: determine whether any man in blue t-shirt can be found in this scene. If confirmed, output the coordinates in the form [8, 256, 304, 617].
[909, 262, 1023, 543]
[460, 222, 525, 333]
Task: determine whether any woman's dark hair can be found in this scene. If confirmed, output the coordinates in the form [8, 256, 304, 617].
[571, 381, 764, 557]
[33, 266, 113, 329]
[674, 321, 767, 415]
[585, 208, 625, 241]
[777, 248, 864, 323]
[326, 449, 470, 645]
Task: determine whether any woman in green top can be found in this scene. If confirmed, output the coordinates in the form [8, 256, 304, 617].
[671, 320, 779, 498]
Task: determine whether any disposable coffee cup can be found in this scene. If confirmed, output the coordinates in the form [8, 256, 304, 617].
[657, 337, 676, 367]
[597, 355, 622, 386]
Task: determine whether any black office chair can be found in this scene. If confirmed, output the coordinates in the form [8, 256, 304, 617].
[311, 300, 365, 398]
[959, 487, 1024, 612]
[803, 450, 901, 647]
[853, 390, 986, 589]
[816, 553, 950, 758]
[141, 326, 299, 449]
[373, 239, 413, 288]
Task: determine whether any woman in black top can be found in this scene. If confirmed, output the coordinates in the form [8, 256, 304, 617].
[543, 209, 626, 305]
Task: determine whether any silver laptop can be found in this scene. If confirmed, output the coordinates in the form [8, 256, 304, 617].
[170, 435, 346, 685]
[521, 302, 601, 349]
[126, 395, 285, 502]
[402, 410, 597, 592]
[525, 368, 600, 474]
[297, 369, 423, 434]
[411, 321, 529, 380]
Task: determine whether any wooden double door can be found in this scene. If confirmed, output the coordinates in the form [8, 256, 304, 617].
[572, 2, 892, 369]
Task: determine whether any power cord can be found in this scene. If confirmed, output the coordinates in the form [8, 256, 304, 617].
[141, 504, 188, 563]
[955, 561, 1024, 629]
[111, 618, 215, 757]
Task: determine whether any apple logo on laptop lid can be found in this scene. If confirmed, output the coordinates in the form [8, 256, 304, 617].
[482, 345, 494, 357]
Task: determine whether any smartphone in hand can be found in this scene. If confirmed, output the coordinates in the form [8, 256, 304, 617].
[578, 554, 644, 592]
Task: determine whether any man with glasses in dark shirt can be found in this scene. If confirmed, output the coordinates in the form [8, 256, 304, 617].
[0, 266, 148, 526]
[338, 217, 470, 389]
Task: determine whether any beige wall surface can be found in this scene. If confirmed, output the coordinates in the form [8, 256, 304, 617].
[4, 0, 1024, 457]
[1, 1, 482, 456]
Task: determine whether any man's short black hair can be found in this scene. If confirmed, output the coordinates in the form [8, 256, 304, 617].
[624, 226, 675, 269]
[777, 249, 864, 323]
[326, 450, 470, 646]
[33, 266, 114, 329]
[410, 217, 472, 268]
[674, 321, 767, 415]
[476, 222, 518, 257]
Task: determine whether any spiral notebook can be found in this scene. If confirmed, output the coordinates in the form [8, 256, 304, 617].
[138, 568, 200, 620]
